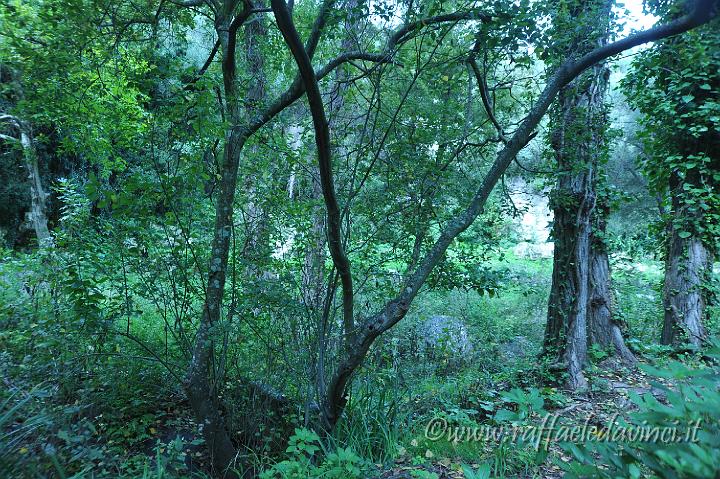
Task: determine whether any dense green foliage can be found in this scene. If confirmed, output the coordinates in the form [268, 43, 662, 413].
[622, 12, 720, 248]
[1, 0, 719, 478]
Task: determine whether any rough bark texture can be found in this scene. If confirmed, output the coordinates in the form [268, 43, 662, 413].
[184, 7, 249, 478]
[661, 214, 712, 348]
[545, 113, 594, 390]
[588, 201, 636, 362]
[544, 0, 612, 390]
[19, 126, 51, 247]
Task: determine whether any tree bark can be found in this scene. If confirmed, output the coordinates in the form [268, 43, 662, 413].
[588, 200, 636, 362]
[544, 117, 594, 389]
[19, 125, 52, 247]
[661, 208, 712, 348]
[183, 7, 250, 477]
[544, 0, 612, 390]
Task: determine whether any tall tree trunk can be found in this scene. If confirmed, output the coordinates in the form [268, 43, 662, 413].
[545, 141, 594, 389]
[302, 177, 327, 312]
[324, 0, 361, 342]
[544, 0, 614, 390]
[661, 204, 712, 348]
[183, 13, 248, 478]
[0, 116, 52, 246]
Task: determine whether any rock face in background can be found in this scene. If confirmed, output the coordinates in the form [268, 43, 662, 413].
[418, 315, 472, 357]
[507, 177, 554, 259]
[512, 241, 555, 259]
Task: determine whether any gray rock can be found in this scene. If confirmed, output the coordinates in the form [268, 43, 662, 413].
[499, 335, 533, 360]
[417, 315, 472, 357]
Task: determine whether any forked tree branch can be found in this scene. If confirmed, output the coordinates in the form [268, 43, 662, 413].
[247, 6, 487, 137]
[271, 0, 355, 346]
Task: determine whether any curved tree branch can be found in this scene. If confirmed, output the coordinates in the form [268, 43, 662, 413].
[246, 8, 486, 137]
[271, 0, 355, 348]
[388, 9, 492, 50]
[468, 57, 506, 142]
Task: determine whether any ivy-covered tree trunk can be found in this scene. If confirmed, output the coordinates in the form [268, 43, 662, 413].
[545, 113, 595, 389]
[621, 14, 719, 350]
[544, 0, 618, 390]
[661, 201, 713, 348]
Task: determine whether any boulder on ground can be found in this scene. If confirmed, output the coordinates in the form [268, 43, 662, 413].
[499, 335, 533, 360]
[418, 315, 472, 357]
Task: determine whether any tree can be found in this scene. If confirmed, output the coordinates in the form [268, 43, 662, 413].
[623, 5, 720, 349]
[274, 0, 718, 432]
[543, 0, 635, 390]
[2, 0, 717, 476]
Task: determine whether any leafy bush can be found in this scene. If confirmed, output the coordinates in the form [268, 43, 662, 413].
[260, 428, 368, 479]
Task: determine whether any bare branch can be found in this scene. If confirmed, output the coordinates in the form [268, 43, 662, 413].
[246, 51, 396, 136]
[388, 9, 492, 50]
[184, 39, 221, 89]
[304, 0, 335, 59]
[468, 57, 506, 142]
[0, 114, 20, 127]
[169, 0, 206, 6]
[0, 133, 20, 143]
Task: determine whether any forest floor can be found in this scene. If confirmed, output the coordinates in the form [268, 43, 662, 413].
[2, 251, 714, 478]
[375, 357, 672, 479]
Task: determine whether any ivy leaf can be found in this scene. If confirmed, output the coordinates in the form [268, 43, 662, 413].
[678, 231, 692, 239]
[681, 94, 694, 103]
[699, 83, 712, 90]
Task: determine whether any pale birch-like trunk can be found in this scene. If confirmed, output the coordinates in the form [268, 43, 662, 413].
[0, 116, 51, 247]
[20, 127, 51, 246]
